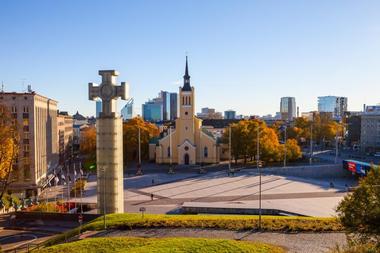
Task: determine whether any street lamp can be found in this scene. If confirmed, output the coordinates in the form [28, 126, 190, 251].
[228, 126, 232, 175]
[309, 123, 313, 165]
[168, 126, 174, 174]
[136, 127, 143, 175]
[256, 126, 262, 230]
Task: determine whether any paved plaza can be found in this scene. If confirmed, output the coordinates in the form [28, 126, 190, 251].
[42, 166, 357, 217]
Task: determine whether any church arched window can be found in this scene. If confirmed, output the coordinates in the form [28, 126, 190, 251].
[204, 147, 208, 158]
[189, 97, 191, 105]
[167, 147, 171, 157]
[182, 96, 185, 105]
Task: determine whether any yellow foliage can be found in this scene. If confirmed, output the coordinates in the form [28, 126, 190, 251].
[0, 104, 19, 197]
[123, 117, 159, 161]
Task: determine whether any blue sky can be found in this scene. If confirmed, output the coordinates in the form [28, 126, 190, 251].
[1, 0, 380, 117]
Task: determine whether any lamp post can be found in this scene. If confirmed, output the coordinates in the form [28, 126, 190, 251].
[136, 127, 143, 175]
[283, 125, 287, 167]
[309, 123, 313, 165]
[169, 126, 174, 174]
[257, 127, 262, 230]
[335, 129, 339, 164]
[228, 126, 232, 174]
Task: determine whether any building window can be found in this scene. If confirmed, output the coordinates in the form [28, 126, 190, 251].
[189, 97, 191, 105]
[204, 147, 208, 158]
[184, 146, 189, 151]
[167, 147, 171, 157]
[23, 165, 31, 180]
[185, 111, 188, 115]
[11, 106, 17, 113]
[23, 106, 29, 113]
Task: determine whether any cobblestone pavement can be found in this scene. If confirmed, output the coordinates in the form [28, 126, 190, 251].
[103, 228, 347, 253]
[122, 170, 354, 216]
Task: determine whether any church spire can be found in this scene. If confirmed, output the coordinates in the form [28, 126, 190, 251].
[182, 56, 192, 91]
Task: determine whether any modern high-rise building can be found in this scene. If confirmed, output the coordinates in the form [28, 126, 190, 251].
[160, 91, 171, 121]
[280, 97, 296, 121]
[142, 91, 176, 122]
[142, 99, 163, 122]
[0, 91, 59, 196]
[95, 99, 102, 118]
[170, 93, 178, 120]
[224, 110, 236, 119]
[121, 98, 134, 121]
[318, 96, 347, 120]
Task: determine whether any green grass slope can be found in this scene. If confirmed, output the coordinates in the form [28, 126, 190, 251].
[45, 213, 343, 247]
[37, 237, 285, 253]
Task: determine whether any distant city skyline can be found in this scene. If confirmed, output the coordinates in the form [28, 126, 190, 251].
[1, 1, 380, 117]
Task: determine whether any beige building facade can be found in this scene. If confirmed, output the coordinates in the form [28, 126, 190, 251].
[153, 58, 219, 165]
[57, 111, 73, 165]
[0, 91, 58, 196]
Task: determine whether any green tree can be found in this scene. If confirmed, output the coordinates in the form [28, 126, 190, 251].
[337, 167, 380, 246]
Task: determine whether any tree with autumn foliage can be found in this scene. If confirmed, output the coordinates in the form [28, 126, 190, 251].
[123, 117, 159, 164]
[0, 104, 19, 199]
[223, 119, 302, 164]
[281, 115, 343, 148]
[79, 126, 96, 167]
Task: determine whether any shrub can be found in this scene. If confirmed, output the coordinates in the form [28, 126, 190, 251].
[337, 167, 380, 246]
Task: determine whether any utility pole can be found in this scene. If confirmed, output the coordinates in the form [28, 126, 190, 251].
[228, 126, 232, 173]
[309, 124, 313, 165]
[169, 126, 173, 174]
[257, 126, 261, 230]
[335, 129, 339, 164]
[284, 125, 287, 167]
[137, 127, 142, 175]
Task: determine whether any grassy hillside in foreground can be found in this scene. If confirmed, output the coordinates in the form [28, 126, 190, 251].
[36, 237, 285, 253]
[45, 213, 343, 246]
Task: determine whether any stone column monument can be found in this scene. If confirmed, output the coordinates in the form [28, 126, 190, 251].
[88, 70, 129, 214]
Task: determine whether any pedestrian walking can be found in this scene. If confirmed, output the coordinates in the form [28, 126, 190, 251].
[150, 193, 154, 201]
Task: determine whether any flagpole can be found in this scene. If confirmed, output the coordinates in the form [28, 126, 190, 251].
[80, 162, 83, 215]
[74, 163, 77, 211]
[67, 162, 70, 210]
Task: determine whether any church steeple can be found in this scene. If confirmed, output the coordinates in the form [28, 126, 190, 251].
[182, 56, 192, 91]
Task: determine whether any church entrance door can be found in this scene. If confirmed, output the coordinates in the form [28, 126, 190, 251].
[184, 154, 190, 165]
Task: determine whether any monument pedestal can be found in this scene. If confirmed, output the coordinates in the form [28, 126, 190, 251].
[96, 117, 124, 214]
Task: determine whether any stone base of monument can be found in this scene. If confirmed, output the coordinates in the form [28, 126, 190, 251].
[96, 117, 124, 214]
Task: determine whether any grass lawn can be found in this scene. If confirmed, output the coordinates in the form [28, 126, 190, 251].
[45, 213, 343, 246]
[37, 237, 285, 253]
